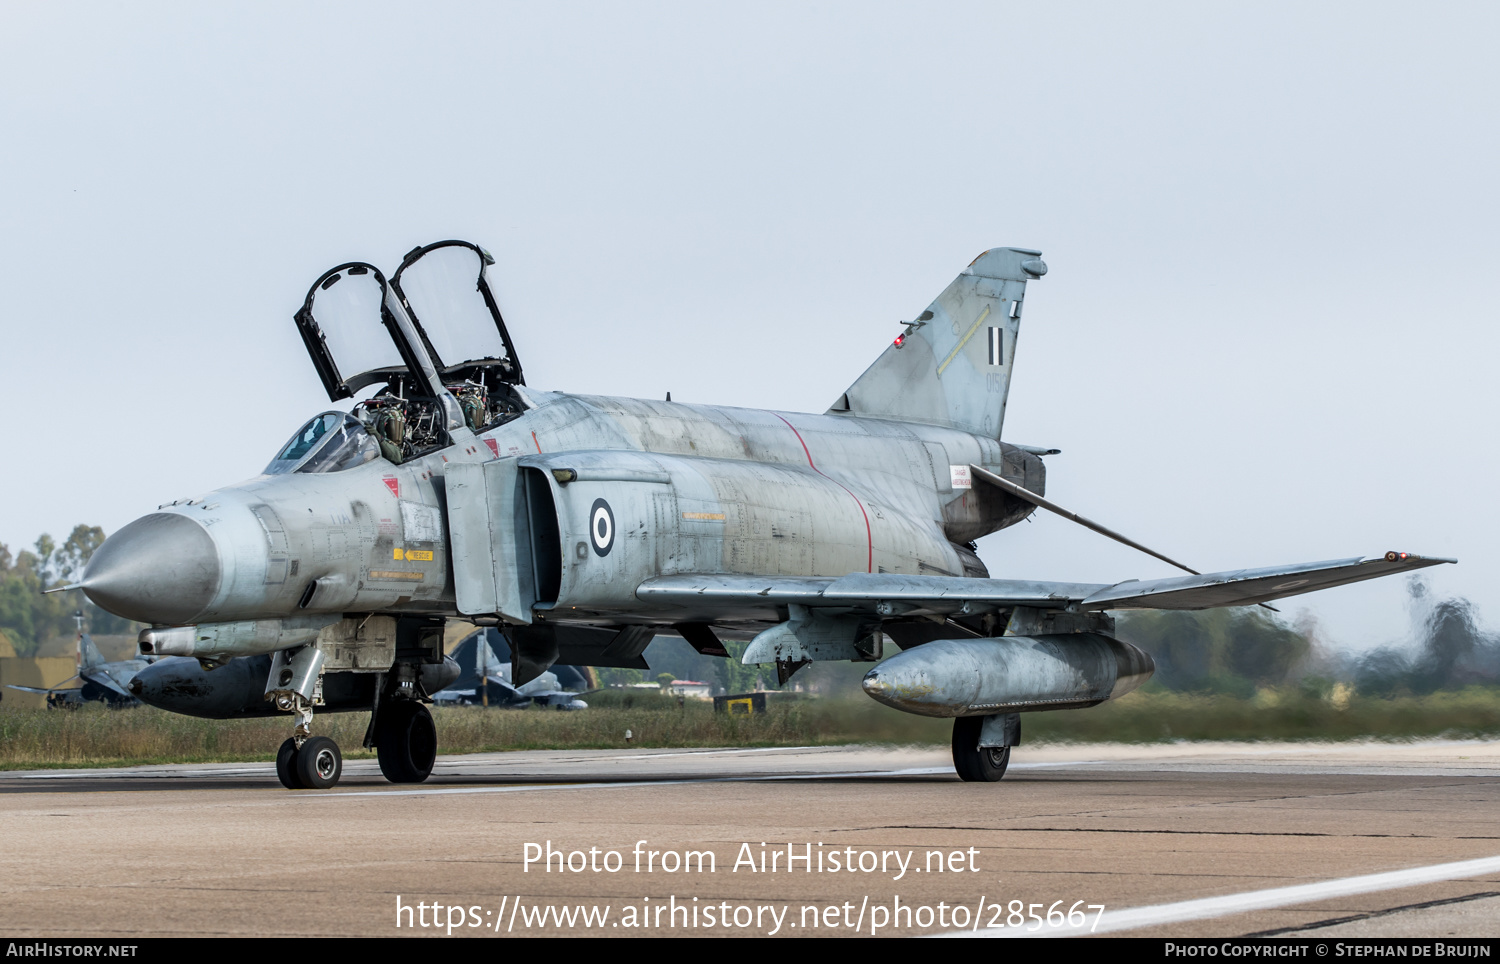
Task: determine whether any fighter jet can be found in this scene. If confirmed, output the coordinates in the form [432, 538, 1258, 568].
[75, 240, 1451, 789]
[8, 612, 150, 709]
[431, 628, 587, 709]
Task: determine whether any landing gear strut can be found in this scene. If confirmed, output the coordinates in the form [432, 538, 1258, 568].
[951, 713, 1019, 782]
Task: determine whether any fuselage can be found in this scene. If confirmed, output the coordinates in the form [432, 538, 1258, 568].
[83, 389, 1043, 634]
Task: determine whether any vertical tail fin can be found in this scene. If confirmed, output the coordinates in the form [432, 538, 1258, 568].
[829, 247, 1046, 438]
[78, 632, 104, 672]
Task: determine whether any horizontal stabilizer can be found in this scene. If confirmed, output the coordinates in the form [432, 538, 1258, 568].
[6, 672, 82, 696]
[6, 685, 74, 696]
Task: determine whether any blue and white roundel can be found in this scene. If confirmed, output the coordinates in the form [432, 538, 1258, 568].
[590, 498, 615, 556]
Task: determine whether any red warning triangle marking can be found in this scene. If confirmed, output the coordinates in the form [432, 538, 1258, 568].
[484, 438, 499, 458]
[382, 477, 400, 498]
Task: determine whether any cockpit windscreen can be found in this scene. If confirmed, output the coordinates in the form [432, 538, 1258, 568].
[264, 413, 380, 475]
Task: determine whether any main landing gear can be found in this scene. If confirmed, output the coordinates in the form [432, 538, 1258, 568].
[951, 713, 1020, 783]
[376, 699, 436, 784]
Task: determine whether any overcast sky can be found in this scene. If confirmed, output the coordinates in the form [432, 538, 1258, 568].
[3, 2, 1495, 652]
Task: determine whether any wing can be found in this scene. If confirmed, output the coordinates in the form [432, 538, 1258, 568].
[1076, 553, 1451, 610]
[635, 553, 1452, 620]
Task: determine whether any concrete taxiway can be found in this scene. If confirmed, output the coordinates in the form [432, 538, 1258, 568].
[2, 740, 1498, 939]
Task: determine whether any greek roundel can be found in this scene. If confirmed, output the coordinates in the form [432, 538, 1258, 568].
[590, 498, 615, 556]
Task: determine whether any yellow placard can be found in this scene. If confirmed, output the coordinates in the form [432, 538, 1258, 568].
[392, 549, 434, 562]
[369, 570, 424, 582]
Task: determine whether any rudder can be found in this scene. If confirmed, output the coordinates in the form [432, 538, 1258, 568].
[829, 247, 1046, 438]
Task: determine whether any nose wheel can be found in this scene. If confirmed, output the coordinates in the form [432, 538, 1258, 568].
[275, 735, 343, 790]
[275, 738, 303, 789]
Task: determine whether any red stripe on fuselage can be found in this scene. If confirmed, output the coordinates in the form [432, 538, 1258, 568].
[772, 413, 873, 574]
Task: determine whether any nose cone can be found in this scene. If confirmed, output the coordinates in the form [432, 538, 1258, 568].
[82, 513, 220, 623]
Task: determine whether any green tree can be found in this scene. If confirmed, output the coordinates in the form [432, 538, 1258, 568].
[0, 525, 137, 654]
[55, 526, 106, 585]
[32, 535, 56, 585]
[716, 640, 777, 694]
[1118, 607, 1311, 694]
[597, 667, 645, 687]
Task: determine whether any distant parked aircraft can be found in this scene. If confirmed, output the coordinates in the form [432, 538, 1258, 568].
[432, 628, 587, 710]
[7, 612, 151, 708]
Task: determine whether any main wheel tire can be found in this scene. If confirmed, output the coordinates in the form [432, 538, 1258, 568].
[295, 735, 343, 789]
[951, 717, 1011, 782]
[376, 701, 436, 784]
[275, 737, 305, 790]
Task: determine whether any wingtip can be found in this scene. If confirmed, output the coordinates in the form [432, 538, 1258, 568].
[1378, 552, 1458, 565]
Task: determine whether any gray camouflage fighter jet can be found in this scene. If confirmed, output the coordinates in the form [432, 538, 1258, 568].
[75, 241, 1451, 789]
[7, 612, 151, 709]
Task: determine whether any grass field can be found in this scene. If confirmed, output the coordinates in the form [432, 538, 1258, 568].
[1, 687, 1497, 769]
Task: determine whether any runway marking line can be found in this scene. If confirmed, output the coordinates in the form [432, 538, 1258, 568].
[1245, 890, 1500, 938]
[936, 853, 1500, 938]
[3, 758, 1104, 791]
[302, 767, 955, 797]
[9, 746, 836, 780]
[298, 760, 1105, 798]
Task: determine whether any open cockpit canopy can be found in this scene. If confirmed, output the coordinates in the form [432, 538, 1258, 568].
[294, 263, 426, 401]
[391, 240, 524, 387]
[291, 243, 529, 465]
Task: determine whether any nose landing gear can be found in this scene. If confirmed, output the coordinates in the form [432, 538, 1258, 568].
[268, 645, 345, 790]
[274, 735, 344, 790]
[297, 736, 343, 788]
[275, 738, 304, 789]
